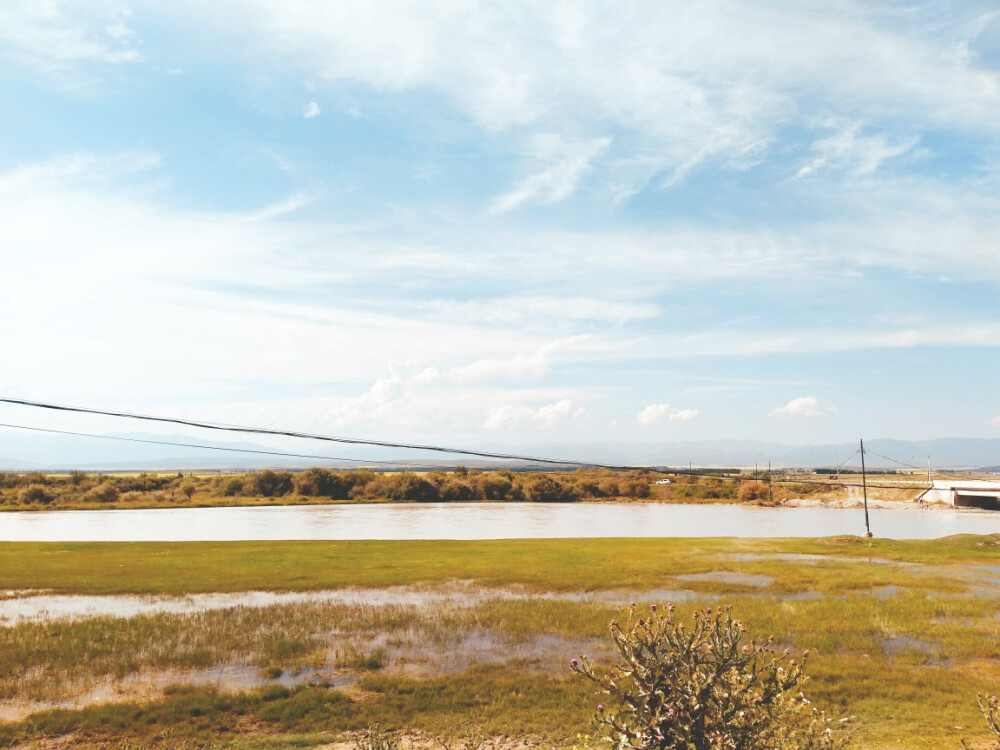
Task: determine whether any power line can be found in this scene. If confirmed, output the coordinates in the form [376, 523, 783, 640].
[861, 448, 987, 485]
[0, 397, 625, 470]
[0, 422, 456, 471]
[0, 398, 947, 490]
[0, 421, 930, 489]
[864, 449, 927, 473]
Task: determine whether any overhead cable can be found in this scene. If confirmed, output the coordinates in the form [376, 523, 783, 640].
[0, 397, 625, 469]
[0, 422, 453, 470]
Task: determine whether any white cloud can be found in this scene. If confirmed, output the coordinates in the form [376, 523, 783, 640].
[771, 396, 835, 418]
[483, 399, 585, 431]
[158, 0, 1000, 197]
[0, 0, 142, 81]
[990, 414, 1000, 428]
[636, 404, 699, 426]
[615, 320, 1000, 361]
[3, 149, 997, 444]
[636, 404, 672, 426]
[446, 337, 585, 385]
[0, 152, 561, 410]
[491, 135, 611, 214]
[670, 409, 700, 422]
[419, 296, 659, 327]
[448, 350, 550, 386]
[303, 101, 321, 118]
[246, 191, 316, 221]
[795, 120, 919, 179]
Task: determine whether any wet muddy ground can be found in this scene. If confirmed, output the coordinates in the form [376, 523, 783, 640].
[2, 556, 998, 726]
[0, 584, 620, 721]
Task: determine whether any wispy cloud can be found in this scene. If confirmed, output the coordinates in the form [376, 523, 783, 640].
[302, 101, 321, 119]
[0, 0, 142, 82]
[168, 1, 1000, 198]
[418, 297, 659, 327]
[491, 135, 611, 213]
[795, 120, 919, 179]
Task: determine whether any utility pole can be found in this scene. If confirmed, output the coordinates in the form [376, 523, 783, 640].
[860, 439, 872, 538]
[926, 456, 931, 485]
[767, 461, 772, 505]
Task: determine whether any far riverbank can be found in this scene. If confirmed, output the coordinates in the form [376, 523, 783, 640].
[0, 465, 950, 512]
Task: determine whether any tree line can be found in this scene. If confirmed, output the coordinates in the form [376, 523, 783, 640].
[0, 467, 817, 507]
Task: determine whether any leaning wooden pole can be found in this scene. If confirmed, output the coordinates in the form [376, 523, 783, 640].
[860, 438, 872, 538]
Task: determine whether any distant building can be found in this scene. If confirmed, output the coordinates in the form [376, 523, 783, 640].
[918, 480, 1000, 510]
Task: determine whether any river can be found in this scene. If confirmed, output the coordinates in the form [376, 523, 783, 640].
[1, 502, 998, 541]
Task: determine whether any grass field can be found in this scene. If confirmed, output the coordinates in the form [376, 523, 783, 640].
[1, 535, 998, 749]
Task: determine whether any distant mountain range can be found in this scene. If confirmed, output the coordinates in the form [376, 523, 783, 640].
[529, 438, 1000, 472]
[0, 429, 997, 472]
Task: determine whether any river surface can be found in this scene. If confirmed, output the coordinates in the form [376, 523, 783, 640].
[1, 502, 999, 541]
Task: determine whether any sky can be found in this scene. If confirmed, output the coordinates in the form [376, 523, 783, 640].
[1, 1, 999, 457]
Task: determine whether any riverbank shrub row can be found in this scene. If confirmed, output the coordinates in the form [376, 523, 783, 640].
[0, 467, 814, 509]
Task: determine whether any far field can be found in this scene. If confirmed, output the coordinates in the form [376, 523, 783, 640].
[1, 535, 999, 749]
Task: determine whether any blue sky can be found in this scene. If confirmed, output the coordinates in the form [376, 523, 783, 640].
[1, 1, 999, 453]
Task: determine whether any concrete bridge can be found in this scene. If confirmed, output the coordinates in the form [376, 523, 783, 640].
[918, 480, 1000, 510]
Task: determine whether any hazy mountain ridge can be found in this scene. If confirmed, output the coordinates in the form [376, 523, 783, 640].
[0, 430, 997, 472]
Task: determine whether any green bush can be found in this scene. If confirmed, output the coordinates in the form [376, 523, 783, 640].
[572, 604, 842, 750]
[85, 482, 120, 504]
[527, 475, 576, 502]
[18, 484, 53, 505]
[440, 479, 474, 501]
[363, 472, 439, 502]
[738, 481, 768, 503]
[620, 479, 651, 499]
[216, 476, 244, 496]
[245, 470, 294, 497]
[294, 467, 354, 498]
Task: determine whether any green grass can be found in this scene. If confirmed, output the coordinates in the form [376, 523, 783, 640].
[0, 670, 595, 749]
[1, 535, 999, 749]
[0, 535, 994, 594]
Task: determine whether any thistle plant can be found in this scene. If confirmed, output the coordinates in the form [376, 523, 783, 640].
[571, 604, 842, 750]
[963, 694, 1000, 749]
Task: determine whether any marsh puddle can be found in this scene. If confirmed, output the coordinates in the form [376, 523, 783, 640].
[0, 583, 548, 625]
[385, 630, 610, 676]
[3, 584, 777, 626]
[2, 581, 770, 625]
[674, 571, 774, 588]
[0, 624, 596, 721]
[723, 553, 907, 566]
[0, 663, 355, 722]
[879, 635, 949, 666]
[869, 585, 901, 600]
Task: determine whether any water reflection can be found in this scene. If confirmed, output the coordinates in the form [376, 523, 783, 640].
[1, 502, 998, 541]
